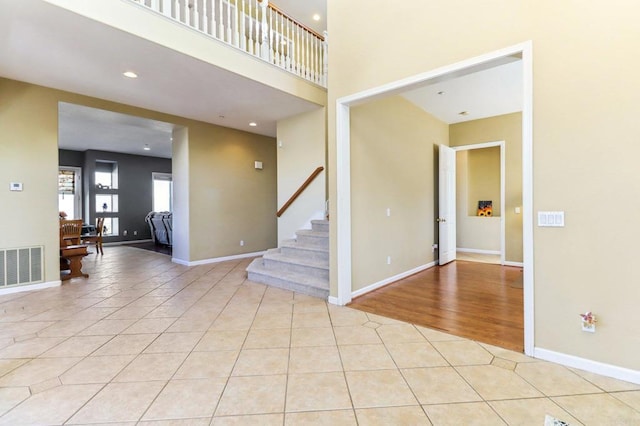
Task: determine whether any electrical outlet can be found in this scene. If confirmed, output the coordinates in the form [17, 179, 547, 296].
[123, 230, 128, 236]
[387, 256, 391, 265]
[432, 243, 438, 252]
[240, 240, 245, 246]
[133, 230, 138, 236]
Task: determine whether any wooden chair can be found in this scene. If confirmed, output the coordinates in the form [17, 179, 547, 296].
[59, 219, 83, 247]
[82, 217, 105, 255]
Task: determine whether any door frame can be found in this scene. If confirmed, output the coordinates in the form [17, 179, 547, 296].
[335, 41, 534, 356]
[452, 141, 506, 265]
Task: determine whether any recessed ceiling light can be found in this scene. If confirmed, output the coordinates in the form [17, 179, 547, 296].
[458, 111, 469, 116]
[143, 144, 150, 150]
[312, 14, 321, 21]
[123, 71, 138, 78]
[249, 122, 257, 127]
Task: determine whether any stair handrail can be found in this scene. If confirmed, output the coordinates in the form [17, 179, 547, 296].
[277, 166, 324, 217]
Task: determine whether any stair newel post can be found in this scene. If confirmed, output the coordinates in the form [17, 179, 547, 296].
[322, 31, 328, 87]
[259, 0, 269, 60]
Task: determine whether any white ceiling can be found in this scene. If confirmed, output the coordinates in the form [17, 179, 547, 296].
[2, 0, 521, 158]
[402, 59, 522, 124]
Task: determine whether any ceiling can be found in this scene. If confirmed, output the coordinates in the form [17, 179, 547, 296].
[2, 0, 521, 158]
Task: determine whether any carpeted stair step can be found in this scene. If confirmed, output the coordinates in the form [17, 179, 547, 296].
[311, 219, 329, 233]
[246, 258, 329, 299]
[280, 239, 329, 262]
[262, 248, 328, 280]
[295, 229, 329, 249]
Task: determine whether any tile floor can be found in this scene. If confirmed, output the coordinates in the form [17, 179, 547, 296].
[0, 246, 638, 425]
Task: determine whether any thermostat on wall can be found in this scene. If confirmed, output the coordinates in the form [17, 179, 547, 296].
[254, 161, 263, 170]
[10, 182, 23, 191]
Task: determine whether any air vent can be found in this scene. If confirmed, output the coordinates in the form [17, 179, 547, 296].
[0, 246, 43, 287]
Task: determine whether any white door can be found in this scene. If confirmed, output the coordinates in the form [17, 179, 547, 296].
[438, 145, 456, 265]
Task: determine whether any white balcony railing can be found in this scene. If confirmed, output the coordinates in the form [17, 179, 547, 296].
[130, 0, 327, 87]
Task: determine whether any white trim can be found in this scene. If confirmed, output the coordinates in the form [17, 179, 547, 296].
[457, 248, 501, 255]
[352, 262, 437, 299]
[534, 347, 640, 385]
[521, 41, 535, 356]
[452, 140, 506, 265]
[327, 296, 339, 305]
[336, 102, 352, 306]
[172, 250, 266, 266]
[335, 41, 535, 351]
[504, 261, 524, 268]
[0, 280, 61, 296]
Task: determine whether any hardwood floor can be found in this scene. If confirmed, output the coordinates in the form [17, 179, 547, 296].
[349, 260, 524, 352]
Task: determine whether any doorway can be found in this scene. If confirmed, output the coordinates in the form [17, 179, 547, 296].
[335, 42, 534, 355]
[58, 166, 82, 220]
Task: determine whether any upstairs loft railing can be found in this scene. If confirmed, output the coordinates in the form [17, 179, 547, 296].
[130, 0, 327, 87]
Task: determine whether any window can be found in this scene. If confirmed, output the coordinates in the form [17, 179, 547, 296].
[153, 173, 172, 212]
[58, 167, 82, 219]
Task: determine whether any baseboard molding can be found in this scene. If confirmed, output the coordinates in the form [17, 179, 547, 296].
[457, 247, 501, 255]
[327, 296, 339, 306]
[352, 261, 437, 299]
[172, 251, 266, 266]
[0, 279, 61, 296]
[504, 261, 524, 267]
[534, 347, 640, 385]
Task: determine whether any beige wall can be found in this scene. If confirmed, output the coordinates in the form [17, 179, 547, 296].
[450, 113, 523, 263]
[0, 78, 277, 287]
[328, 1, 640, 370]
[276, 108, 327, 243]
[467, 147, 501, 216]
[350, 96, 448, 291]
[456, 150, 501, 252]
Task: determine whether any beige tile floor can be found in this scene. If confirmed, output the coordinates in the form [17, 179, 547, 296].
[0, 246, 638, 425]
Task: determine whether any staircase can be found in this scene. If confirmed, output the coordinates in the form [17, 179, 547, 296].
[247, 220, 329, 298]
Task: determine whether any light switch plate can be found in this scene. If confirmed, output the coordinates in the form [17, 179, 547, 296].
[538, 211, 564, 227]
[10, 182, 23, 191]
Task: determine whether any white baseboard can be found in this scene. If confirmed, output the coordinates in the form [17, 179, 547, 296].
[0, 280, 61, 296]
[327, 296, 339, 306]
[534, 347, 640, 385]
[352, 261, 437, 299]
[504, 261, 524, 267]
[457, 247, 501, 255]
[172, 251, 266, 266]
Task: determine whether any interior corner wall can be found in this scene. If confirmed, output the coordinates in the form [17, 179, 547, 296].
[171, 126, 189, 262]
[350, 96, 448, 291]
[0, 78, 60, 287]
[456, 149, 501, 252]
[450, 113, 522, 262]
[328, 1, 640, 371]
[276, 108, 326, 244]
[0, 77, 277, 275]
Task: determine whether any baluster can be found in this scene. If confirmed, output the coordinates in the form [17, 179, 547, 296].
[192, 0, 200, 30]
[286, 17, 292, 70]
[279, 13, 286, 67]
[273, 10, 279, 66]
[301, 27, 307, 78]
[150, 0, 159, 11]
[311, 35, 316, 83]
[254, 0, 260, 56]
[259, 0, 269, 60]
[240, 0, 246, 51]
[225, 0, 231, 42]
[201, 0, 208, 33]
[218, 0, 224, 40]
[322, 31, 328, 87]
[247, 0, 253, 54]
[160, 0, 171, 16]
[233, 0, 239, 47]
[269, 7, 274, 63]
